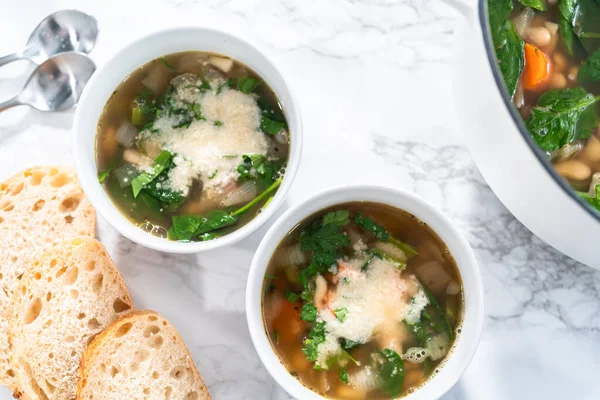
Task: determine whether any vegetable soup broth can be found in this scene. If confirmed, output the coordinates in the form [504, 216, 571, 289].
[489, 0, 600, 209]
[96, 51, 289, 241]
[262, 202, 463, 399]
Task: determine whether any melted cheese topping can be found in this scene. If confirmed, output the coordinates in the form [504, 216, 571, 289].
[314, 254, 429, 368]
[138, 77, 268, 197]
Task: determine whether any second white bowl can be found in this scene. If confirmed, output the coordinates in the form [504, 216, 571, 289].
[246, 185, 485, 400]
[73, 27, 303, 253]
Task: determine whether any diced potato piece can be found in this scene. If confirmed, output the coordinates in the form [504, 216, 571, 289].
[336, 384, 367, 399]
[289, 348, 312, 372]
[415, 261, 452, 295]
[209, 56, 234, 73]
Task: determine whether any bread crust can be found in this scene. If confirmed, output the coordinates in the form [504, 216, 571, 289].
[77, 310, 211, 400]
[7, 237, 133, 400]
[0, 166, 96, 388]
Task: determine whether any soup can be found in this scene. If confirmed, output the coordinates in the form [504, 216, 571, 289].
[488, 0, 600, 212]
[96, 51, 290, 241]
[262, 202, 463, 399]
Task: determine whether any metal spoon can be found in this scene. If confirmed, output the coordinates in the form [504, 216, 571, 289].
[0, 52, 96, 112]
[0, 10, 98, 67]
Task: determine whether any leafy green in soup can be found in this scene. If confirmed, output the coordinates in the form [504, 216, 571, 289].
[96, 52, 290, 241]
[262, 202, 463, 399]
[487, 0, 600, 214]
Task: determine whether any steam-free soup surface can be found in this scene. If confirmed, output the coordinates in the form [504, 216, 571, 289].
[96, 51, 289, 241]
[488, 0, 600, 212]
[262, 202, 463, 399]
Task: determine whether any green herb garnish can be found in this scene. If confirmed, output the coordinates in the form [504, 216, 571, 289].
[300, 303, 317, 322]
[526, 88, 600, 151]
[488, 0, 524, 96]
[160, 57, 177, 72]
[237, 76, 262, 93]
[171, 210, 238, 241]
[334, 308, 348, 322]
[261, 115, 285, 135]
[285, 289, 299, 303]
[579, 49, 600, 85]
[339, 367, 348, 384]
[302, 321, 326, 362]
[374, 349, 404, 397]
[131, 151, 173, 197]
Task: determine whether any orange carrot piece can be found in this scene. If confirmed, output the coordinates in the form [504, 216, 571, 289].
[523, 43, 551, 90]
[272, 300, 304, 343]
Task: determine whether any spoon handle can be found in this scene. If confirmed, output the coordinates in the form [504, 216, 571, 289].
[0, 97, 21, 112]
[0, 52, 23, 68]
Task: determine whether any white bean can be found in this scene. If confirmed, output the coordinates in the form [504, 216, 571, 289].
[548, 73, 567, 89]
[555, 160, 592, 182]
[527, 26, 552, 48]
[581, 134, 600, 164]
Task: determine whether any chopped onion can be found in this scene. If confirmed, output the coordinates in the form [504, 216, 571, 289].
[274, 130, 289, 145]
[349, 365, 381, 391]
[513, 82, 525, 108]
[115, 122, 137, 148]
[589, 173, 600, 196]
[551, 141, 584, 162]
[220, 181, 257, 207]
[513, 7, 534, 38]
[277, 243, 308, 266]
[123, 149, 143, 165]
[141, 65, 167, 93]
[446, 280, 461, 295]
[208, 56, 234, 73]
[346, 226, 367, 247]
[374, 241, 407, 261]
[426, 332, 450, 361]
[113, 165, 139, 188]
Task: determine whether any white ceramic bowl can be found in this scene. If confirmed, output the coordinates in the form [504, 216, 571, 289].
[246, 185, 485, 400]
[73, 27, 302, 253]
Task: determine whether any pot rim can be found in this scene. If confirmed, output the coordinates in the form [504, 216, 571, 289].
[478, 0, 600, 224]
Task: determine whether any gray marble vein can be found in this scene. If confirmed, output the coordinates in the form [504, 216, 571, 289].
[1, 0, 600, 399]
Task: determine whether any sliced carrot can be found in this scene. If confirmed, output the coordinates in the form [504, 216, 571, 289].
[523, 43, 551, 91]
[272, 300, 305, 343]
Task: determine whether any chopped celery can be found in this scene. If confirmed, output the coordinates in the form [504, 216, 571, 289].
[388, 236, 419, 258]
[444, 294, 459, 327]
[372, 248, 407, 270]
[132, 107, 144, 125]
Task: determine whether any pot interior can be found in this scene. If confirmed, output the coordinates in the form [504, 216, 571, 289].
[476, 0, 600, 225]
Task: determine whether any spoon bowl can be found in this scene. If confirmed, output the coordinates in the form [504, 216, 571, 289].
[0, 10, 98, 67]
[0, 52, 96, 112]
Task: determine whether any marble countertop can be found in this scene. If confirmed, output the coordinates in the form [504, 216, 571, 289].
[1, 0, 600, 399]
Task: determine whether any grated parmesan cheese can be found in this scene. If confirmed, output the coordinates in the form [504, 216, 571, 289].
[313, 254, 429, 368]
[137, 77, 268, 198]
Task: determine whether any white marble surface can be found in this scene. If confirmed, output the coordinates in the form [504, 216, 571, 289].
[1, 0, 600, 399]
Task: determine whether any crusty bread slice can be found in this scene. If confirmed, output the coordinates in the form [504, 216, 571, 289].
[77, 310, 211, 400]
[8, 237, 133, 400]
[0, 166, 96, 388]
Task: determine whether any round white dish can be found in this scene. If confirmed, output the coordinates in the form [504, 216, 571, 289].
[446, 0, 600, 269]
[246, 185, 485, 400]
[73, 27, 303, 253]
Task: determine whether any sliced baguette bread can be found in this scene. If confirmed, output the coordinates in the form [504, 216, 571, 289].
[8, 237, 133, 400]
[0, 166, 96, 388]
[77, 310, 211, 400]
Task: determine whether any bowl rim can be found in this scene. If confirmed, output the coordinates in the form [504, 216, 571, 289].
[246, 184, 485, 400]
[73, 26, 303, 253]
[477, 0, 600, 225]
